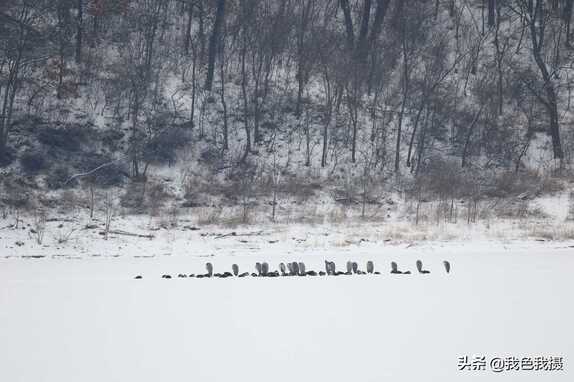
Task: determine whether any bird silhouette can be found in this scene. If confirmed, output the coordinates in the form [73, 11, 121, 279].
[416, 260, 430, 274]
[390, 262, 403, 274]
[232, 264, 239, 276]
[292, 262, 300, 276]
[325, 261, 336, 275]
[366, 261, 374, 274]
[298, 262, 306, 276]
[443, 260, 451, 274]
[346, 261, 353, 274]
[206, 262, 213, 277]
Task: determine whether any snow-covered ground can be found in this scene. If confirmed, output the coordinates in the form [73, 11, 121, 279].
[1, 219, 574, 382]
[0, 192, 572, 381]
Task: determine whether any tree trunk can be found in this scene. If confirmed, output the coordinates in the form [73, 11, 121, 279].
[565, 0, 573, 47]
[529, 0, 563, 159]
[340, 0, 355, 51]
[488, 0, 496, 28]
[205, 0, 225, 91]
[356, 0, 372, 61]
[240, 35, 251, 162]
[184, 1, 193, 55]
[220, 46, 228, 151]
[461, 106, 484, 168]
[76, 0, 83, 64]
[198, 0, 205, 62]
[365, 0, 391, 61]
[190, 45, 197, 128]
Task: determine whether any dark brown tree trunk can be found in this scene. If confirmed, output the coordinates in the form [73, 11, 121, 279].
[220, 28, 228, 151]
[406, 102, 426, 168]
[529, 0, 563, 159]
[190, 45, 197, 128]
[366, 0, 391, 58]
[340, 0, 355, 51]
[356, 0, 372, 61]
[296, 0, 314, 118]
[184, 1, 193, 55]
[205, 0, 225, 91]
[240, 33, 251, 163]
[198, 0, 205, 61]
[395, 2, 408, 173]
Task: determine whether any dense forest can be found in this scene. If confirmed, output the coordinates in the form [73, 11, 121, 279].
[1, 0, 574, 223]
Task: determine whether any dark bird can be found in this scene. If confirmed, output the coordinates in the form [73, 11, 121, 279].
[443, 260, 451, 274]
[367, 261, 374, 274]
[255, 262, 262, 276]
[325, 261, 336, 275]
[251, 273, 258, 277]
[390, 262, 401, 274]
[318, 271, 326, 276]
[238, 272, 249, 277]
[206, 262, 213, 278]
[346, 261, 353, 274]
[232, 264, 239, 276]
[162, 274, 172, 279]
[134, 275, 143, 279]
[279, 263, 287, 276]
[352, 262, 359, 274]
[298, 262, 306, 276]
[292, 262, 300, 276]
[306, 271, 318, 276]
[188, 274, 196, 278]
[261, 262, 269, 276]
[416, 260, 430, 274]
[178, 274, 188, 278]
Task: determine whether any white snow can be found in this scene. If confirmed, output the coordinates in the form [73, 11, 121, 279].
[1, 229, 573, 381]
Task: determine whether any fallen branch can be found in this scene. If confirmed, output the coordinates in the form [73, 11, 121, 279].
[213, 230, 265, 239]
[99, 229, 155, 239]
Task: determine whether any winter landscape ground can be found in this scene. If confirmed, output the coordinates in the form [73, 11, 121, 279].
[1, 236, 574, 382]
[1, 192, 574, 381]
[3, 0, 574, 380]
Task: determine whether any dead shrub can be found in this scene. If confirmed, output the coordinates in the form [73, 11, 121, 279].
[196, 206, 223, 225]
